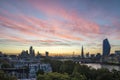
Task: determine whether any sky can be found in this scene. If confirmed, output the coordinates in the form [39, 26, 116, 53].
[0, 0, 120, 56]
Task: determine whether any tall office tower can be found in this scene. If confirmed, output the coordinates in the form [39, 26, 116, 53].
[45, 51, 49, 57]
[103, 38, 111, 56]
[81, 46, 84, 58]
[29, 46, 35, 57]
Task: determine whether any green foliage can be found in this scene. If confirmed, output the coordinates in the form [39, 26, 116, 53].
[37, 60, 120, 80]
[1, 62, 11, 68]
[50, 60, 63, 72]
[112, 69, 120, 80]
[60, 61, 74, 74]
[37, 72, 87, 80]
[36, 69, 44, 76]
[37, 74, 45, 80]
[71, 72, 87, 80]
[96, 72, 113, 80]
[42, 59, 63, 72]
[0, 70, 17, 80]
[37, 72, 70, 80]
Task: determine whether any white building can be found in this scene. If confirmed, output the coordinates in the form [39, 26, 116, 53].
[3, 59, 52, 79]
[29, 63, 52, 78]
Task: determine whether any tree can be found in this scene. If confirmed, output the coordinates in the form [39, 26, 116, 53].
[36, 69, 44, 76]
[38, 59, 120, 80]
[72, 63, 80, 75]
[60, 61, 74, 74]
[42, 59, 63, 72]
[112, 69, 120, 80]
[71, 72, 87, 80]
[96, 73, 113, 80]
[1, 62, 11, 68]
[50, 60, 63, 72]
[37, 72, 70, 80]
[0, 70, 17, 80]
[72, 64, 87, 80]
[37, 74, 45, 80]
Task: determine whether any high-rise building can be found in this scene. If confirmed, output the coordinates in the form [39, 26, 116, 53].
[81, 46, 84, 58]
[115, 50, 120, 55]
[102, 38, 111, 56]
[45, 51, 49, 57]
[29, 46, 35, 57]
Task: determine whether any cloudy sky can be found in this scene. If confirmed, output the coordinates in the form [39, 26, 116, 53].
[0, 0, 120, 55]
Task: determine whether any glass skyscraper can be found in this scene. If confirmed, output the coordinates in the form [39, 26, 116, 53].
[102, 38, 111, 56]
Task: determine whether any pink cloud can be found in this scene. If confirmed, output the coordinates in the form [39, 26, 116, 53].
[0, 13, 83, 42]
[21, 15, 83, 41]
[0, 15, 47, 38]
[29, 1, 100, 35]
[0, 0, 102, 43]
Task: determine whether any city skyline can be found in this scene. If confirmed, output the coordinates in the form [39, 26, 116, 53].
[0, 0, 120, 55]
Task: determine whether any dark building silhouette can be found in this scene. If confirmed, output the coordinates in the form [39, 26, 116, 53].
[103, 38, 111, 56]
[90, 54, 95, 58]
[36, 51, 41, 59]
[115, 50, 120, 55]
[81, 46, 84, 58]
[86, 52, 90, 58]
[96, 53, 101, 61]
[19, 50, 29, 58]
[45, 51, 49, 57]
[29, 46, 35, 57]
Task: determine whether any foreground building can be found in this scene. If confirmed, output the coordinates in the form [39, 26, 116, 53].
[0, 59, 52, 79]
[0, 47, 52, 79]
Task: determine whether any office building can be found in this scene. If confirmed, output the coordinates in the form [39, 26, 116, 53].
[103, 38, 111, 56]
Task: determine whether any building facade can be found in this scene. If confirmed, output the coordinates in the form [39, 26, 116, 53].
[103, 38, 111, 56]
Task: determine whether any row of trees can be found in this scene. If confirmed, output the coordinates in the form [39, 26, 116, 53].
[0, 59, 17, 80]
[37, 72, 86, 80]
[0, 59, 12, 68]
[0, 70, 17, 80]
[37, 59, 120, 80]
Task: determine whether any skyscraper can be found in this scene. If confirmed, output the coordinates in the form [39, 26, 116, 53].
[29, 46, 35, 57]
[45, 51, 49, 58]
[81, 46, 84, 58]
[102, 38, 111, 56]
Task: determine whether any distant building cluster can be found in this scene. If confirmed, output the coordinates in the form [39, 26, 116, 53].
[78, 38, 120, 63]
[19, 46, 49, 59]
[0, 46, 52, 79]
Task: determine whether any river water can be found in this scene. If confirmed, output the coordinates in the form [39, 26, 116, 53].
[59, 59, 120, 71]
[82, 63, 120, 71]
